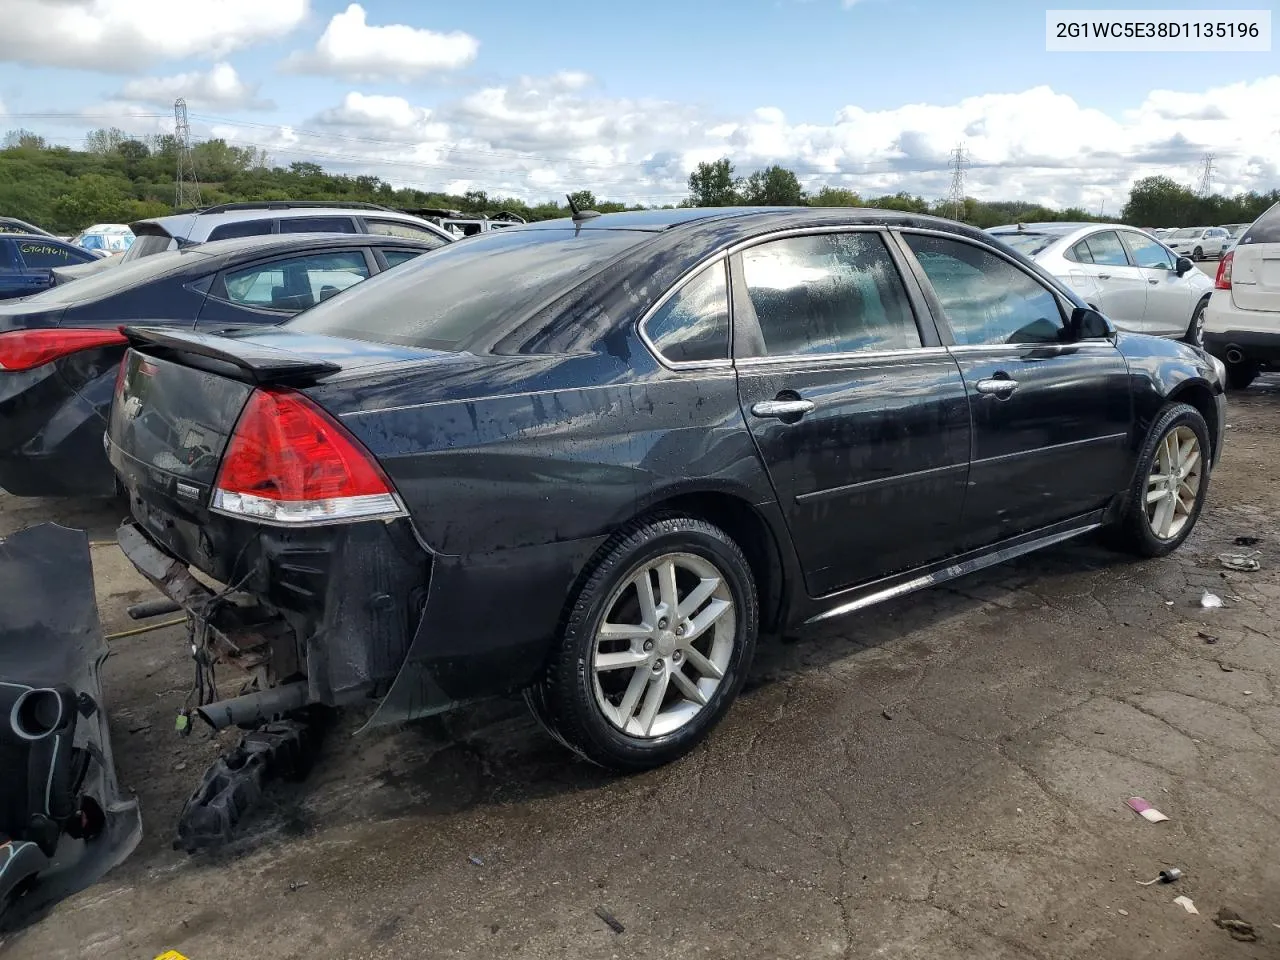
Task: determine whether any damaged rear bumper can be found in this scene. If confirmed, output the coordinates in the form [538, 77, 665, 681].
[0, 524, 141, 931]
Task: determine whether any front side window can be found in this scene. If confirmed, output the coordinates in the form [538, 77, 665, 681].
[222, 251, 370, 312]
[1119, 231, 1175, 270]
[278, 216, 358, 235]
[1082, 231, 1130, 267]
[366, 219, 448, 248]
[643, 260, 730, 363]
[740, 232, 920, 356]
[17, 240, 88, 268]
[904, 234, 1066, 346]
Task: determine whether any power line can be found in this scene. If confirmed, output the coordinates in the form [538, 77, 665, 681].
[173, 99, 202, 210]
[946, 143, 968, 221]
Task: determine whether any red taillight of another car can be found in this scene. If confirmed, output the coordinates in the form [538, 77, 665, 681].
[1215, 251, 1234, 290]
[211, 387, 406, 526]
[0, 328, 129, 372]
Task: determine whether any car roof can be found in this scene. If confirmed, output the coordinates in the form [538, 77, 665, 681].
[514, 205, 986, 236]
[185, 231, 443, 260]
[133, 205, 452, 241]
[1, 233, 74, 244]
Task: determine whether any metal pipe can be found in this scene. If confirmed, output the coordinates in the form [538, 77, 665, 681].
[195, 682, 310, 731]
[127, 598, 183, 620]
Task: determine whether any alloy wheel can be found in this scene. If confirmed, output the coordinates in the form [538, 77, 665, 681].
[591, 551, 736, 738]
[1144, 425, 1203, 540]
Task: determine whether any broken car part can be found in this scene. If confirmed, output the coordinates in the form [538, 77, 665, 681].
[0, 523, 140, 931]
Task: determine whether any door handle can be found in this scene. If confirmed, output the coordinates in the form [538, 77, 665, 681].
[751, 399, 815, 419]
[975, 378, 1019, 397]
[1096, 274, 1112, 280]
[1148, 278, 1159, 285]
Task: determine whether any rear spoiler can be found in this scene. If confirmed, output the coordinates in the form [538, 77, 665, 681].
[121, 326, 341, 384]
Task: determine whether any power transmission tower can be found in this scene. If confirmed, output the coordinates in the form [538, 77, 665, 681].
[1196, 154, 1216, 198]
[173, 98, 202, 210]
[946, 143, 969, 221]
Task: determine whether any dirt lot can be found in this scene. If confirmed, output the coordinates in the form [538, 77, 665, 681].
[3, 378, 1280, 960]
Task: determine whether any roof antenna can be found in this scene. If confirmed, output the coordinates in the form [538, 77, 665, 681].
[566, 193, 601, 222]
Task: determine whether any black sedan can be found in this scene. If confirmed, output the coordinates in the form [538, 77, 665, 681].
[107, 207, 1226, 772]
[0, 232, 445, 497]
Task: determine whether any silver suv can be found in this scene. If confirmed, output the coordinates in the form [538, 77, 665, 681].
[1203, 201, 1280, 390]
[54, 201, 453, 282]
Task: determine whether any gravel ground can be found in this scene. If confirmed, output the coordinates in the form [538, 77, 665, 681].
[2, 376, 1279, 960]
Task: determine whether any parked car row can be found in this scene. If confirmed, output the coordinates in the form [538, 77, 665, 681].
[988, 222, 1213, 343]
[94, 205, 1226, 773]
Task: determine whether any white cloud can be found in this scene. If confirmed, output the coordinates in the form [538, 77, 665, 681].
[60, 75, 1280, 213]
[282, 3, 478, 82]
[0, 0, 308, 72]
[119, 63, 271, 110]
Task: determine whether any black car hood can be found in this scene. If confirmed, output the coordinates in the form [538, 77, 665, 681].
[0, 523, 141, 931]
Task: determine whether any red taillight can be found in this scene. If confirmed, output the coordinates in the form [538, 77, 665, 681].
[0, 328, 129, 372]
[211, 388, 404, 525]
[1215, 251, 1234, 290]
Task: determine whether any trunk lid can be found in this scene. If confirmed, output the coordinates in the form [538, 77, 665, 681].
[108, 328, 444, 558]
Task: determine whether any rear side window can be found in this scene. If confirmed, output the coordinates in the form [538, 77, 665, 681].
[222, 251, 370, 312]
[643, 260, 729, 364]
[382, 249, 427, 269]
[0, 241, 17, 270]
[1083, 231, 1129, 267]
[207, 220, 274, 242]
[17, 241, 88, 268]
[1067, 240, 1094, 263]
[366, 219, 448, 247]
[741, 232, 920, 356]
[1240, 202, 1280, 245]
[278, 216, 358, 234]
[904, 234, 1065, 346]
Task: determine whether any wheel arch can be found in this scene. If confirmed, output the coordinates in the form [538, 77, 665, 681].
[622, 488, 792, 634]
[1166, 379, 1219, 460]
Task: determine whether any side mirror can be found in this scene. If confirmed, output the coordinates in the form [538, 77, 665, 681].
[1175, 256, 1194, 277]
[1069, 305, 1115, 340]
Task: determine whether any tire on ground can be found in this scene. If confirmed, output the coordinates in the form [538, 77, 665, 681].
[1108, 402, 1211, 558]
[532, 514, 759, 771]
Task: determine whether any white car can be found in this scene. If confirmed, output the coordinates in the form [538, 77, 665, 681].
[70, 223, 134, 257]
[1164, 226, 1230, 260]
[1203, 202, 1280, 390]
[988, 222, 1214, 341]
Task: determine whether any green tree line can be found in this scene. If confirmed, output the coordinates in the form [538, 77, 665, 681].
[2, 128, 1277, 234]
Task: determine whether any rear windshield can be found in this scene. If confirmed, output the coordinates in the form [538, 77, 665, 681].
[122, 232, 176, 262]
[1239, 203, 1280, 245]
[20, 248, 205, 305]
[989, 232, 1058, 257]
[285, 227, 652, 349]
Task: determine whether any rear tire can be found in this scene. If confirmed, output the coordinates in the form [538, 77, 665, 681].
[1226, 362, 1259, 391]
[531, 515, 758, 771]
[1108, 403, 1210, 558]
[1193, 246, 1204, 260]
[1183, 297, 1208, 347]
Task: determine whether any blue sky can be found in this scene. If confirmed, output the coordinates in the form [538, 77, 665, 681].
[1, 0, 1276, 208]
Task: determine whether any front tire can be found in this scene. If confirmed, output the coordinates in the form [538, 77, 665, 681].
[1183, 297, 1208, 347]
[532, 516, 759, 771]
[1109, 403, 1210, 558]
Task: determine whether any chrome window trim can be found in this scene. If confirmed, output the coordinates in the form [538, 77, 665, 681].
[636, 256, 734, 371]
[734, 345, 952, 368]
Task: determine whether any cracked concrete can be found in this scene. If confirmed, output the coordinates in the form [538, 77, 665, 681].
[3, 376, 1280, 958]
